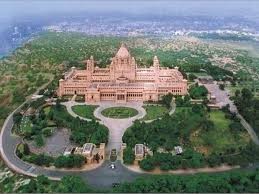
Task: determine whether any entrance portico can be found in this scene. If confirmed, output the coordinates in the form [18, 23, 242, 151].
[116, 90, 127, 103]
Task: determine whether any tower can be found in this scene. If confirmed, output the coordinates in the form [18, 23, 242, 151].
[153, 56, 160, 69]
[86, 56, 94, 73]
[153, 56, 160, 83]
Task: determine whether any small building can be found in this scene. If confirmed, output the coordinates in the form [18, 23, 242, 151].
[73, 143, 105, 164]
[31, 94, 44, 100]
[74, 147, 83, 155]
[174, 146, 183, 155]
[135, 144, 145, 161]
[63, 146, 74, 156]
[210, 95, 217, 104]
[82, 143, 95, 158]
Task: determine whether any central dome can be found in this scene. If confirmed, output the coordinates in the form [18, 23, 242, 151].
[116, 43, 130, 58]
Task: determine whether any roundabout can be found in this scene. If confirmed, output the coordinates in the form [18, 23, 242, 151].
[0, 100, 146, 188]
[101, 106, 139, 119]
[1, 98, 259, 189]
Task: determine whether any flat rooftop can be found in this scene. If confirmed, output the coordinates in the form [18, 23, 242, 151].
[135, 144, 144, 155]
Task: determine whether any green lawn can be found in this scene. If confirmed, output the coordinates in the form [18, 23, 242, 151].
[71, 105, 98, 119]
[42, 106, 56, 126]
[101, 107, 138, 119]
[43, 106, 51, 115]
[191, 110, 250, 154]
[175, 107, 192, 114]
[209, 110, 231, 130]
[141, 105, 169, 121]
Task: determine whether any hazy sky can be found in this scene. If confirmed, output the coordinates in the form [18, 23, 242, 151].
[1, 0, 259, 23]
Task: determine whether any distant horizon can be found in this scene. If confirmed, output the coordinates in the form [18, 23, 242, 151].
[1, 0, 259, 19]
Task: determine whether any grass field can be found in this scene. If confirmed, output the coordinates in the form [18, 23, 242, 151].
[101, 107, 138, 119]
[191, 110, 250, 155]
[141, 105, 169, 121]
[71, 105, 98, 119]
[43, 106, 51, 115]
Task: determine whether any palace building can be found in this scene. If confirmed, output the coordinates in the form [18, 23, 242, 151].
[58, 44, 187, 103]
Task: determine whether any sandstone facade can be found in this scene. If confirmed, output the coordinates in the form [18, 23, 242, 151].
[58, 44, 187, 103]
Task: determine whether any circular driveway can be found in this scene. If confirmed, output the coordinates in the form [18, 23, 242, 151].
[94, 102, 146, 155]
[0, 101, 145, 188]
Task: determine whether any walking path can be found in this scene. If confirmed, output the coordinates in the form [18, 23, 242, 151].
[1, 89, 259, 188]
[61, 101, 92, 122]
[93, 102, 146, 156]
[124, 163, 239, 175]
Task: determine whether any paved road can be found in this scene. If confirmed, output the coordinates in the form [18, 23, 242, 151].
[93, 102, 146, 155]
[202, 81, 259, 145]
[0, 101, 144, 188]
[2, 85, 259, 188]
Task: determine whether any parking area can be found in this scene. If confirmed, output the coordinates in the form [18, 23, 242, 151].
[26, 128, 75, 157]
[202, 82, 237, 113]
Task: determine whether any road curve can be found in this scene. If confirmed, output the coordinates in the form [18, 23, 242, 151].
[0, 105, 142, 188]
[1, 94, 259, 188]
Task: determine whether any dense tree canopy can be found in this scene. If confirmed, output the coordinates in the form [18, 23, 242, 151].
[189, 84, 208, 99]
[50, 105, 109, 145]
[114, 170, 259, 193]
[234, 88, 259, 135]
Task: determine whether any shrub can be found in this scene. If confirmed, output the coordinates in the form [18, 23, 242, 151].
[16, 143, 30, 158]
[35, 134, 44, 147]
[42, 127, 53, 137]
[139, 155, 155, 171]
[123, 148, 135, 165]
[54, 155, 85, 168]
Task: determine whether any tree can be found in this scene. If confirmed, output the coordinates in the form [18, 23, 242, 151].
[123, 147, 135, 165]
[55, 175, 90, 193]
[207, 153, 222, 167]
[42, 127, 53, 137]
[19, 179, 37, 193]
[235, 89, 240, 97]
[54, 155, 67, 168]
[13, 112, 23, 125]
[201, 119, 214, 131]
[219, 84, 225, 90]
[139, 155, 155, 171]
[35, 134, 44, 147]
[12, 90, 26, 104]
[241, 88, 253, 100]
[0, 106, 10, 120]
[54, 155, 85, 168]
[189, 85, 208, 99]
[188, 73, 197, 81]
[161, 93, 173, 108]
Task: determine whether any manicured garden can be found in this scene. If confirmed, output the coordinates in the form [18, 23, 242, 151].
[13, 98, 60, 148]
[48, 101, 109, 145]
[123, 99, 257, 171]
[101, 106, 138, 119]
[13, 98, 109, 168]
[71, 105, 98, 119]
[141, 105, 169, 121]
[190, 110, 249, 154]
